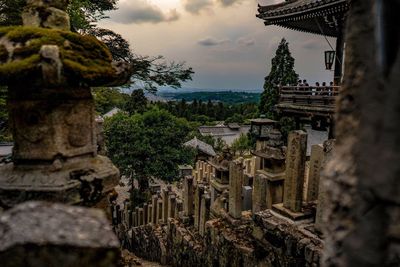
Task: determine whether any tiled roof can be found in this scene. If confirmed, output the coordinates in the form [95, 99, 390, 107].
[184, 137, 216, 157]
[103, 107, 121, 118]
[199, 125, 250, 136]
[258, 0, 347, 18]
[257, 0, 349, 37]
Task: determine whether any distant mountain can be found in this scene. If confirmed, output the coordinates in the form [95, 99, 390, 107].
[157, 91, 261, 104]
[157, 86, 263, 93]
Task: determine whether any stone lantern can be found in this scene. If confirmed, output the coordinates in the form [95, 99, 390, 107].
[252, 129, 286, 210]
[0, 0, 132, 208]
[250, 118, 276, 141]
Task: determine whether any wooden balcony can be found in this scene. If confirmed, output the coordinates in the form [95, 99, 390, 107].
[277, 86, 340, 117]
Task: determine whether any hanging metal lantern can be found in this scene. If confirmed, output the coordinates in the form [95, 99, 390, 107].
[325, 50, 336, 70]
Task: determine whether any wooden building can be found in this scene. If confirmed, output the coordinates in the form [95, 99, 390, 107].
[257, 0, 350, 135]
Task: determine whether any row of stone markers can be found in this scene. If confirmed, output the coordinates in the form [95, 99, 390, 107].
[193, 160, 215, 183]
[111, 129, 334, 251]
[110, 130, 332, 265]
[111, 177, 214, 237]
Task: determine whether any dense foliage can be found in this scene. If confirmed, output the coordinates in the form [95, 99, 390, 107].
[92, 87, 129, 115]
[156, 99, 258, 124]
[231, 133, 252, 156]
[104, 108, 195, 191]
[125, 89, 148, 115]
[259, 39, 298, 119]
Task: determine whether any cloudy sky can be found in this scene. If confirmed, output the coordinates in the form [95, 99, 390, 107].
[98, 0, 336, 91]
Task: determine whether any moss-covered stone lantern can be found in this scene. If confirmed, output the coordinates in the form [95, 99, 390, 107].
[0, 0, 132, 208]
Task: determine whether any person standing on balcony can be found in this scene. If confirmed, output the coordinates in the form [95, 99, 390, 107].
[314, 82, 320, 95]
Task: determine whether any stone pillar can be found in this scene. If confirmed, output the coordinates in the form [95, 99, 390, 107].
[229, 158, 244, 219]
[242, 186, 252, 211]
[116, 205, 121, 224]
[252, 173, 267, 213]
[194, 184, 205, 229]
[245, 159, 251, 175]
[211, 187, 217, 205]
[132, 212, 137, 227]
[128, 210, 133, 228]
[283, 131, 307, 212]
[143, 203, 148, 225]
[175, 199, 183, 219]
[148, 204, 153, 224]
[157, 200, 163, 224]
[199, 194, 211, 236]
[198, 168, 204, 182]
[315, 140, 335, 233]
[138, 208, 144, 226]
[168, 194, 176, 219]
[207, 164, 212, 181]
[151, 195, 158, 224]
[306, 144, 325, 202]
[161, 188, 169, 223]
[251, 156, 257, 177]
[183, 176, 194, 217]
[135, 207, 139, 226]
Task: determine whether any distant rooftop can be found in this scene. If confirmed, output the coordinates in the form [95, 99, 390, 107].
[103, 107, 121, 118]
[199, 124, 250, 146]
[250, 118, 276, 124]
[184, 137, 216, 157]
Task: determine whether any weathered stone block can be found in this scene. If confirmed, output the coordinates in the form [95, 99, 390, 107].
[283, 131, 307, 212]
[0, 201, 120, 267]
[229, 158, 244, 219]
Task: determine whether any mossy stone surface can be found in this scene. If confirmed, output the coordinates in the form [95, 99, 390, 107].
[0, 26, 118, 87]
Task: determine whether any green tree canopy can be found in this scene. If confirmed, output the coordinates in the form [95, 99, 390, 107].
[231, 133, 252, 156]
[104, 108, 195, 190]
[92, 87, 129, 115]
[259, 38, 298, 119]
[125, 89, 148, 115]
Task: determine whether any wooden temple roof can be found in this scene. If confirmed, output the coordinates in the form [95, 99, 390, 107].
[257, 0, 349, 37]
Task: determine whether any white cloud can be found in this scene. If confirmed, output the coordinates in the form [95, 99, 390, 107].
[108, 0, 180, 24]
[183, 0, 213, 14]
[237, 37, 255, 46]
[198, 37, 231, 46]
[217, 0, 242, 7]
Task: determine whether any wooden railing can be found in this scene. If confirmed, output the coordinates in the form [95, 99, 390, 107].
[277, 85, 339, 114]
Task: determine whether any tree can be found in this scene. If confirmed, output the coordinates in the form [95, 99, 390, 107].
[231, 133, 251, 156]
[125, 89, 148, 115]
[259, 39, 298, 119]
[92, 87, 129, 115]
[104, 108, 195, 192]
[225, 114, 245, 124]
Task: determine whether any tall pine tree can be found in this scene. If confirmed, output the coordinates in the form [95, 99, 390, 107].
[259, 39, 298, 119]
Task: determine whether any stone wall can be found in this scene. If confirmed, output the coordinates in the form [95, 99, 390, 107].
[121, 212, 322, 267]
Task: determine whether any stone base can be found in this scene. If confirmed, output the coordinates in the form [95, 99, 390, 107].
[272, 203, 313, 221]
[0, 155, 119, 208]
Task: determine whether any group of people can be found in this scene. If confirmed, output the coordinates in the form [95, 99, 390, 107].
[296, 79, 336, 96]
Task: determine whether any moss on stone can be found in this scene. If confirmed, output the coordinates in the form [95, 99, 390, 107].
[0, 26, 117, 86]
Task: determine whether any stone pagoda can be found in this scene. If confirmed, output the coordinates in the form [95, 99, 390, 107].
[0, 0, 132, 208]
